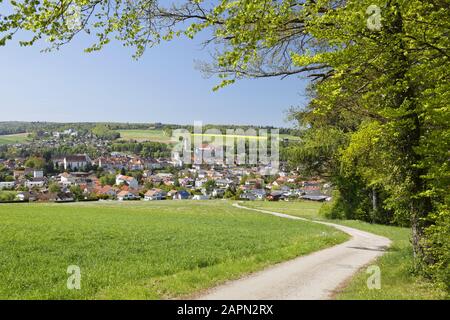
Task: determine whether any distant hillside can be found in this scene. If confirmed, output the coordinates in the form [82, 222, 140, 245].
[0, 121, 299, 136]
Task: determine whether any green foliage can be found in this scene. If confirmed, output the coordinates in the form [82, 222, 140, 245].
[69, 185, 83, 200]
[48, 182, 61, 194]
[203, 180, 216, 192]
[111, 141, 171, 158]
[91, 124, 120, 140]
[99, 174, 116, 187]
[424, 207, 450, 292]
[223, 189, 235, 199]
[3, 176, 14, 182]
[25, 156, 45, 169]
[0, 191, 17, 202]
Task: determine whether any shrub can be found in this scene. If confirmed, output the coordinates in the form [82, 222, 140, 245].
[424, 206, 450, 295]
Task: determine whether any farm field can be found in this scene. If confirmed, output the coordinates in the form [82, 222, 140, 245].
[241, 201, 448, 300]
[117, 129, 171, 143]
[117, 129, 301, 144]
[0, 133, 30, 145]
[0, 200, 347, 299]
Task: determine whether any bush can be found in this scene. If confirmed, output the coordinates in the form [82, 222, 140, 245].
[0, 191, 17, 202]
[424, 207, 450, 295]
[319, 191, 346, 219]
[319, 185, 396, 225]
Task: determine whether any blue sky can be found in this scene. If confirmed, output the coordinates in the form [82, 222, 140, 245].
[0, 33, 309, 127]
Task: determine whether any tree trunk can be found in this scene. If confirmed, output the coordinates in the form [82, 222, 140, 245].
[389, 2, 432, 269]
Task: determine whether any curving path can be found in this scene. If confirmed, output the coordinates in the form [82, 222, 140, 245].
[197, 203, 391, 300]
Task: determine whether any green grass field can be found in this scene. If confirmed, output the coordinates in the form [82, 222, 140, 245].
[244, 201, 324, 219]
[0, 133, 29, 145]
[0, 200, 347, 299]
[117, 129, 301, 144]
[117, 129, 171, 143]
[241, 201, 447, 300]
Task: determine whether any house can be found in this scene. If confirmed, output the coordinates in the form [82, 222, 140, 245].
[15, 191, 36, 202]
[54, 192, 75, 203]
[245, 178, 263, 188]
[94, 185, 117, 198]
[96, 156, 127, 170]
[214, 178, 233, 189]
[144, 189, 166, 201]
[25, 177, 47, 189]
[117, 190, 139, 201]
[59, 172, 75, 186]
[54, 154, 91, 170]
[178, 177, 194, 188]
[251, 189, 267, 200]
[13, 168, 43, 180]
[0, 181, 15, 189]
[33, 170, 44, 178]
[300, 194, 330, 202]
[192, 194, 210, 200]
[174, 190, 190, 200]
[240, 191, 257, 201]
[116, 175, 139, 189]
[212, 189, 225, 198]
[195, 178, 208, 188]
[170, 153, 184, 168]
[144, 158, 162, 170]
[128, 158, 145, 171]
[167, 190, 179, 198]
[267, 191, 285, 201]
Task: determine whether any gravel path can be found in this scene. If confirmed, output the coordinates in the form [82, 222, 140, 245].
[197, 203, 391, 300]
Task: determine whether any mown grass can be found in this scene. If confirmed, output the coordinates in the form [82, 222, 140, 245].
[117, 129, 171, 143]
[244, 200, 324, 219]
[242, 200, 447, 300]
[0, 200, 347, 299]
[0, 133, 29, 145]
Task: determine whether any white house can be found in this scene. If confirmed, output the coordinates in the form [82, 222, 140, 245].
[33, 170, 44, 178]
[144, 189, 166, 201]
[65, 155, 91, 170]
[195, 178, 208, 188]
[15, 192, 27, 201]
[212, 189, 225, 198]
[192, 194, 210, 200]
[54, 154, 91, 170]
[117, 191, 139, 201]
[59, 173, 75, 186]
[0, 181, 15, 189]
[116, 175, 139, 189]
[25, 178, 46, 188]
[13, 168, 43, 179]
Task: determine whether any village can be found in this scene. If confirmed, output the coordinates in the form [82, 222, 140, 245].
[0, 150, 330, 203]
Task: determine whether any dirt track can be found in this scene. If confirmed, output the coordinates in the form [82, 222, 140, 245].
[197, 203, 391, 300]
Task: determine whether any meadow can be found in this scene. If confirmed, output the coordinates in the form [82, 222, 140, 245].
[0, 133, 30, 145]
[242, 201, 448, 300]
[0, 200, 347, 299]
[117, 129, 171, 143]
[117, 129, 302, 144]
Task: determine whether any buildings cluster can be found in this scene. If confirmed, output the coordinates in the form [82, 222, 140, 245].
[0, 152, 330, 203]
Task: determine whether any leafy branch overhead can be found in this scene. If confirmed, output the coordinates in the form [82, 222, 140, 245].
[1, 0, 332, 87]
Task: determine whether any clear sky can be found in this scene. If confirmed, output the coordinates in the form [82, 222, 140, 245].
[0, 33, 309, 127]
